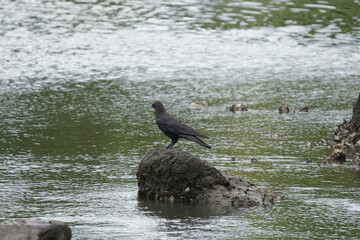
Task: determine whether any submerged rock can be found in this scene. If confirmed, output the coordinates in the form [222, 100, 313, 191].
[0, 219, 71, 240]
[190, 101, 208, 108]
[315, 139, 327, 146]
[278, 106, 290, 114]
[298, 106, 309, 112]
[137, 149, 278, 207]
[269, 132, 286, 139]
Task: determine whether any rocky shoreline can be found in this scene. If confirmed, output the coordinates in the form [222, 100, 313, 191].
[330, 93, 360, 164]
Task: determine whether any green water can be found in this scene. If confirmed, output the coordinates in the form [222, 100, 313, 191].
[1, 0, 360, 239]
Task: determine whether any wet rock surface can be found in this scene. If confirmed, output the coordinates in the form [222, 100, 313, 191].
[298, 106, 309, 112]
[330, 93, 360, 163]
[137, 149, 279, 206]
[227, 103, 248, 112]
[278, 106, 290, 114]
[0, 219, 72, 240]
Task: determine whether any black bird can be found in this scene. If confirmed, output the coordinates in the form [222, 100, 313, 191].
[152, 101, 211, 149]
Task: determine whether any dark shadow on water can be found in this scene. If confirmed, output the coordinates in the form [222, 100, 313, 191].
[137, 198, 272, 219]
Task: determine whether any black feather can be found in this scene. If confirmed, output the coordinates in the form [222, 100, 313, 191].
[152, 101, 211, 149]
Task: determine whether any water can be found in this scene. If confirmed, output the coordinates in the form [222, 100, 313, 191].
[1, 0, 360, 239]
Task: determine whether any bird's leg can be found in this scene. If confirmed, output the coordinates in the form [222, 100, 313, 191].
[166, 139, 178, 149]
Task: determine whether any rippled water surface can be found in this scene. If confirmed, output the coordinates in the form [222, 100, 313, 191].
[1, 0, 360, 239]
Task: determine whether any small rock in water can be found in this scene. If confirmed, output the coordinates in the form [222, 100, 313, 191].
[306, 142, 313, 148]
[278, 106, 290, 114]
[322, 160, 329, 166]
[306, 158, 313, 163]
[231, 156, 237, 161]
[315, 139, 327, 146]
[189, 101, 208, 108]
[269, 132, 286, 138]
[237, 142, 245, 147]
[189, 102, 198, 108]
[0, 219, 72, 240]
[227, 103, 248, 113]
[299, 106, 309, 112]
[251, 158, 258, 163]
[200, 101, 208, 107]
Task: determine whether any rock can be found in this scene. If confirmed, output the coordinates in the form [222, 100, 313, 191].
[315, 139, 326, 146]
[331, 149, 346, 162]
[332, 148, 344, 154]
[0, 219, 71, 240]
[330, 93, 360, 163]
[298, 106, 309, 112]
[137, 149, 229, 201]
[251, 158, 258, 163]
[190, 101, 208, 108]
[227, 103, 248, 113]
[137, 149, 279, 206]
[354, 153, 360, 165]
[269, 132, 286, 139]
[199, 177, 277, 206]
[278, 106, 290, 114]
[200, 101, 208, 107]
[350, 93, 360, 131]
[306, 158, 312, 164]
[189, 102, 198, 108]
[237, 142, 245, 147]
[349, 132, 357, 141]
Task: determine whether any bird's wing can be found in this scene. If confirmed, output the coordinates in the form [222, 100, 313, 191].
[156, 113, 209, 138]
[179, 134, 211, 148]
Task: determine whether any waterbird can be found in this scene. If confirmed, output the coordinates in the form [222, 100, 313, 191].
[152, 101, 211, 149]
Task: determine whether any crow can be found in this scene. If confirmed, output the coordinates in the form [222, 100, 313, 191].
[152, 101, 211, 149]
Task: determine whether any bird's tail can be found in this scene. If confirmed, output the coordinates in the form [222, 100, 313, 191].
[180, 134, 212, 149]
[195, 133, 209, 139]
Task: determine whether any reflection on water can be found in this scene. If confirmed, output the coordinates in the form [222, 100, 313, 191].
[1, 0, 360, 239]
[138, 199, 256, 219]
